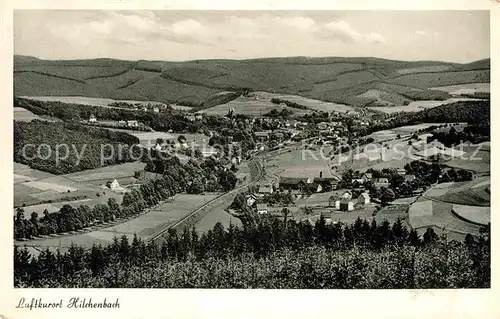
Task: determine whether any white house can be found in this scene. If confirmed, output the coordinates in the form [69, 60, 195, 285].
[258, 186, 273, 196]
[246, 194, 257, 207]
[106, 179, 120, 190]
[127, 120, 139, 127]
[89, 114, 97, 123]
[341, 191, 352, 200]
[396, 168, 406, 176]
[358, 193, 371, 205]
[339, 200, 354, 212]
[256, 204, 268, 214]
[153, 107, 160, 113]
[153, 143, 162, 151]
[202, 149, 218, 158]
[195, 112, 204, 121]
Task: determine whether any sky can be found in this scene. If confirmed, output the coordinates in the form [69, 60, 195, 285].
[14, 10, 490, 63]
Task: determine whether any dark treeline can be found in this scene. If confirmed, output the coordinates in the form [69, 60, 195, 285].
[270, 98, 309, 110]
[14, 155, 238, 239]
[264, 108, 294, 119]
[15, 97, 196, 132]
[14, 120, 140, 174]
[429, 124, 490, 147]
[14, 215, 490, 288]
[400, 89, 451, 101]
[15, 98, 258, 155]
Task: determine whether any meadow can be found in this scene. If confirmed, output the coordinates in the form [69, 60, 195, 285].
[409, 197, 483, 242]
[202, 95, 312, 116]
[14, 161, 144, 209]
[367, 97, 483, 114]
[254, 91, 356, 113]
[429, 83, 490, 95]
[16, 193, 219, 255]
[19, 95, 168, 107]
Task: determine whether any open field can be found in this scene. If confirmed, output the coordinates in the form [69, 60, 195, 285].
[266, 148, 341, 180]
[367, 123, 446, 141]
[14, 107, 42, 122]
[16, 193, 218, 254]
[203, 95, 312, 116]
[64, 162, 146, 182]
[14, 163, 55, 181]
[396, 65, 453, 74]
[425, 176, 490, 207]
[452, 204, 490, 226]
[374, 204, 411, 224]
[367, 98, 482, 113]
[408, 196, 484, 241]
[20, 96, 168, 107]
[14, 161, 144, 208]
[106, 194, 218, 238]
[444, 145, 490, 173]
[429, 83, 490, 95]
[254, 91, 356, 113]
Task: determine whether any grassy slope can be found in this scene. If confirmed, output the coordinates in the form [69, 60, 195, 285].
[14, 55, 490, 107]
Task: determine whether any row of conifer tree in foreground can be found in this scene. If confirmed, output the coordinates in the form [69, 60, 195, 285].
[15, 216, 490, 288]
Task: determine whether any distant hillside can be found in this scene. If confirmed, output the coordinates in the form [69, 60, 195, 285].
[14, 55, 490, 108]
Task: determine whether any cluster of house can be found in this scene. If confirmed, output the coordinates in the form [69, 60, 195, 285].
[139, 104, 164, 113]
[328, 190, 371, 212]
[351, 170, 416, 189]
[87, 114, 144, 128]
[151, 139, 221, 159]
[277, 170, 339, 196]
[186, 112, 204, 122]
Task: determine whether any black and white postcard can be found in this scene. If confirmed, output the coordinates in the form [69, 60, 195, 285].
[0, 1, 498, 319]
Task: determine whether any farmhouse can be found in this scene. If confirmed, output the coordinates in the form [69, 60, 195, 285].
[202, 149, 218, 158]
[339, 200, 354, 212]
[396, 168, 406, 176]
[88, 114, 97, 123]
[358, 193, 371, 205]
[313, 171, 339, 190]
[418, 133, 434, 143]
[341, 190, 353, 199]
[153, 143, 162, 151]
[279, 176, 312, 190]
[306, 183, 323, 193]
[258, 186, 273, 196]
[361, 173, 373, 182]
[256, 204, 268, 214]
[246, 194, 257, 207]
[127, 120, 139, 127]
[106, 179, 120, 190]
[374, 178, 390, 189]
[255, 131, 271, 143]
[153, 107, 160, 113]
[195, 112, 204, 121]
[352, 178, 365, 185]
[405, 175, 416, 183]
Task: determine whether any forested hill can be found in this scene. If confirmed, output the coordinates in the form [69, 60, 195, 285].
[366, 100, 490, 135]
[14, 55, 490, 108]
